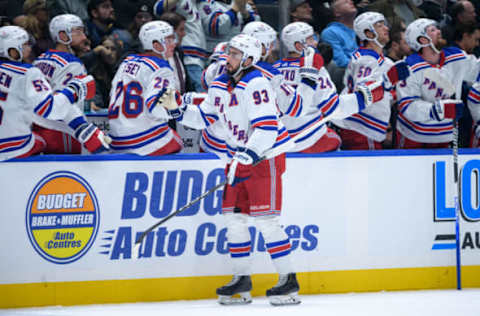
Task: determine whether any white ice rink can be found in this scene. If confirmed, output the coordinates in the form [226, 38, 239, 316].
[2, 289, 480, 316]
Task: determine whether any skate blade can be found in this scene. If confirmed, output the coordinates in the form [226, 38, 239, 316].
[218, 292, 252, 305]
[268, 292, 301, 306]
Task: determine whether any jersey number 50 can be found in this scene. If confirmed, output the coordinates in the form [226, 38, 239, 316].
[108, 81, 143, 119]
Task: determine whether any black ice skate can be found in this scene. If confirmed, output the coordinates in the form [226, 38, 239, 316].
[216, 275, 252, 305]
[266, 273, 301, 306]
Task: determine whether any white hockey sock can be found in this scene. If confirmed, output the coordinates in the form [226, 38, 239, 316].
[255, 215, 294, 275]
[225, 213, 252, 275]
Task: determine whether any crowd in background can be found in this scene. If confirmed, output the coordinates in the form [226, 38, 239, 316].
[1, 0, 480, 156]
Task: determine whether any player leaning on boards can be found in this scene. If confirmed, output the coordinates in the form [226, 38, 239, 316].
[332, 12, 397, 150]
[273, 21, 408, 153]
[107, 20, 183, 156]
[33, 14, 96, 154]
[158, 33, 300, 306]
[395, 18, 480, 148]
[0, 25, 110, 161]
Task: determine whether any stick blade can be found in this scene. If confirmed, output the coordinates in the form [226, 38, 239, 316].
[132, 242, 141, 260]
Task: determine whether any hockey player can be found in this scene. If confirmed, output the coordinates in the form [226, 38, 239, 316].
[395, 18, 478, 148]
[159, 34, 300, 306]
[198, 0, 260, 53]
[332, 12, 394, 150]
[274, 21, 404, 152]
[467, 81, 480, 147]
[107, 20, 183, 155]
[0, 25, 110, 161]
[153, 0, 209, 92]
[33, 14, 95, 154]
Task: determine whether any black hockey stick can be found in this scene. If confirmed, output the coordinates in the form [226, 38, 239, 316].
[424, 68, 462, 289]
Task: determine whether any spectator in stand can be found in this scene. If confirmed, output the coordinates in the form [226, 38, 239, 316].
[320, 0, 358, 91]
[198, 0, 260, 54]
[290, 0, 314, 24]
[123, 1, 153, 55]
[443, 0, 477, 44]
[321, 0, 357, 69]
[154, 0, 208, 92]
[85, 0, 130, 50]
[386, 22, 411, 62]
[366, 0, 424, 26]
[309, 1, 334, 33]
[7, 0, 26, 26]
[18, 0, 54, 61]
[46, 0, 88, 21]
[453, 22, 480, 54]
[420, 0, 449, 25]
[113, 0, 156, 30]
[85, 35, 123, 111]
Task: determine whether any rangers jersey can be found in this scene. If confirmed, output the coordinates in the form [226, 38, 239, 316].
[397, 47, 480, 143]
[107, 54, 181, 155]
[154, 0, 208, 68]
[33, 50, 88, 134]
[0, 60, 91, 161]
[333, 48, 393, 142]
[198, 0, 260, 53]
[273, 57, 366, 151]
[181, 69, 290, 160]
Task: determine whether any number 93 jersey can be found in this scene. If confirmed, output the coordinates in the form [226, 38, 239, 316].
[107, 54, 179, 155]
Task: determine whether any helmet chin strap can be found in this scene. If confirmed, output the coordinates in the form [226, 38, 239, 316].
[429, 41, 440, 54]
[153, 42, 167, 59]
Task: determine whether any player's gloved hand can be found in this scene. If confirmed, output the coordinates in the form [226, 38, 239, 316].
[67, 75, 96, 102]
[75, 123, 111, 153]
[430, 99, 464, 121]
[157, 88, 184, 119]
[227, 147, 261, 187]
[383, 61, 410, 90]
[355, 80, 384, 107]
[299, 46, 324, 83]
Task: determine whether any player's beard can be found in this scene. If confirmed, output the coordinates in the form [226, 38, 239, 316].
[434, 37, 448, 50]
[226, 62, 239, 77]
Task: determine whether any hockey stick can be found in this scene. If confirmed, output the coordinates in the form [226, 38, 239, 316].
[423, 68, 462, 290]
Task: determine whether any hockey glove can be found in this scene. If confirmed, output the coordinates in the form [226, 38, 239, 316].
[157, 88, 184, 119]
[383, 61, 410, 91]
[75, 123, 111, 153]
[356, 80, 384, 107]
[67, 75, 96, 102]
[430, 99, 464, 121]
[227, 147, 261, 187]
[299, 46, 324, 83]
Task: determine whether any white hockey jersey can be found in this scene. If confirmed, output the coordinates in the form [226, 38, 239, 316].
[154, 0, 208, 68]
[0, 60, 92, 161]
[272, 57, 366, 151]
[332, 48, 393, 142]
[107, 54, 181, 155]
[33, 50, 88, 135]
[198, 0, 260, 53]
[181, 69, 290, 160]
[396, 47, 480, 143]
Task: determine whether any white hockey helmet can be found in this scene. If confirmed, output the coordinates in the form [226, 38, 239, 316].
[405, 18, 439, 53]
[281, 22, 314, 54]
[0, 25, 29, 61]
[139, 20, 174, 57]
[242, 21, 277, 60]
[49, 14, 84, 45]
[354, 11, 386, 48]
[226, 33, 262, 77]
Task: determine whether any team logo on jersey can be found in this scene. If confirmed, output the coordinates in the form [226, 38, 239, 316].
[25, 171, 100, 264]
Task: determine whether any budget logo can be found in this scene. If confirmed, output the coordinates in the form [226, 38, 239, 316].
[25, 171, 100, 264]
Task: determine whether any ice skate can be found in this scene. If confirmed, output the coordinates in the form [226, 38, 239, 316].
[216, 275, 252, 305]
[266, 273, 301, 306]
